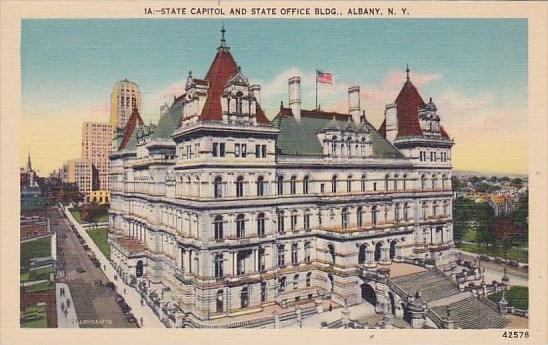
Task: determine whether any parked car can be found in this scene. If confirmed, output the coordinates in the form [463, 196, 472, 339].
[479, 255, 491, 262]
[94, 279, 103, 286]
[106, 282, 116, 289]
[495, 257, 505, 264]
[508, 260, 520, 268]
[76, 266, 86, 273]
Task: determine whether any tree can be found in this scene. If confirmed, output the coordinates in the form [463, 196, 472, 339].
[81, 203, 108, 228]
[489, 176, 498, 183]
[511, 178, 523, 187]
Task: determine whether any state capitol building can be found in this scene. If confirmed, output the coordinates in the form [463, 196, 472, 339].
[108, 29, 457, 327]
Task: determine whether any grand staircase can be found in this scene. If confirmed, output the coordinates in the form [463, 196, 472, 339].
[431, 296, 508, 329]
[392, 270, 508, 329]
[392, 270, 460, 303]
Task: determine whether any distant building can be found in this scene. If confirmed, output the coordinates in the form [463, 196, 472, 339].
[63, 159, 92, 196]
[82, 122, 112, 191]
[111, 79, 141, 150]
[89, 190, 110, 204]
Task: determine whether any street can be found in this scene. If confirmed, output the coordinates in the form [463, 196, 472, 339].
[51, 207, 137, 328]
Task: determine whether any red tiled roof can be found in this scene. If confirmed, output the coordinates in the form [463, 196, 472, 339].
[119, 107, 144, 149]
[181, 46, 271, 125]
[394, 80, 425, 137]
[275, 107, 352, 121]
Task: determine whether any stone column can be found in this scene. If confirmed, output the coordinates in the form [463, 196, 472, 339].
[394, 244, 403, 262]
[379, 247, 391, 265]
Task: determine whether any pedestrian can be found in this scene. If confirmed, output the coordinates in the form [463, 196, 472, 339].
[124, 288, 126, 295]
[104, 265, 106, 271]
[66, 299, 71, 308]
[329, 304, 333, 312]
[140, 299, 143, 306]
[61, 302, 65, 311]
[64, 309, 68, 318]
[140, 317, 143, 326]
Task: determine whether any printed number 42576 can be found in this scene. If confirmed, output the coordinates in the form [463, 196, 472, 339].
[502, 331, 529, 338]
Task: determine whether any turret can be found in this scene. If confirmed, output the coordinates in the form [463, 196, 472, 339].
[288, 76, 301, 121]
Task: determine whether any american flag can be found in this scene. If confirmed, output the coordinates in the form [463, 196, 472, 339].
[316, 70, 333, 84]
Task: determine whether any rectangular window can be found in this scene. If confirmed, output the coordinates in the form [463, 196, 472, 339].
[255, 144, 260, 158]
[235, 144, 241, 157]
[241, 144, 247, 158]
[262, 145, 267, 158]
[219, 143, 225, 157]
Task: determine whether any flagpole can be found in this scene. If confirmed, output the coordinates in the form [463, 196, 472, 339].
[315, 70, 318, 110]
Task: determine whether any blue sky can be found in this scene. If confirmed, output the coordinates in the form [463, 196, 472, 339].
[21, 19, 528, 174]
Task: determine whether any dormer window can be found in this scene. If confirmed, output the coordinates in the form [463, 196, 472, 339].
[235, 91, 243, 114]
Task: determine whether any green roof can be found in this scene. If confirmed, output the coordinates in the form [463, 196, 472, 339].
[273, 115, 403, 159]
[152, 101, 184, 139]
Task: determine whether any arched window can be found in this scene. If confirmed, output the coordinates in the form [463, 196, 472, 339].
[240, 286, 249, 308]
[306, 272, 312, 287]
[394, 203, 400, 222]
[432, 202, 439, 218]
[214, 176, 223, 198]
[216, 290, 224, 312]
[403, 174, 407, 190]
[304, 241, 311, 263]
[341, 207, 349, 229]
[290, 210, 298, 231]
[347, 175, 352, 192]
[385, 174, 390, 191]
[277, 175, 284, 195]
[257, 213, 265, 237]
[404, 203, 409, 221]
[277, 211, 285, 234]
[361, 174, 366, 192]
[277, 244, 285, 267]
[331, 175, 338, 193]
[327, 243, 336, 264]
[442, 175, 448, 189]
[279, 277, 286, 292]
[431, 174, 437, 190]
[235, 91, 243, 115]
[214, 215, 224, 240]
[236, 176, 244, 198]
[421, 175, 427, 190]
[293, 274, 299, 289]
[236, 214, 245, 238]
[257, 176, 265, 196]
[304, 209, 311, 231]
[331, 136, 337, 156]
[291, 243, 298, 264]
[290, 175, 297, 194]
[303, 176, 309, 194]
[214, 254, 224, 278]
[393, 174, 399, 191]
[371, 206, 378, 226]
[357, 206, 363, 227]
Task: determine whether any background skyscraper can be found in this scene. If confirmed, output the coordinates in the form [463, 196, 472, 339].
[110, 79, 141, 131]
[82, 122, 112, 191]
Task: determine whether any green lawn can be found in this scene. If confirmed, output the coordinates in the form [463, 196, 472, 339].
[70, 209, 82, 223]
[88, 227, 110, 258]
[29, 266, 54, 281]
[20, 305, 48, 328]
[456, 243, 528, 263]
[97, 214, 108, 223]
[488, 286, 529, 310]
[20, 237, 51, 271]
[20, 271, 30, 283]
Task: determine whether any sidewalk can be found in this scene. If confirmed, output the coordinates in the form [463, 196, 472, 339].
[63, 206, 164, 328]
[56, 283, 78, 328]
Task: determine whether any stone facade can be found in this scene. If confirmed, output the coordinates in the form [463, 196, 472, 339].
[108, 30, 455, 322]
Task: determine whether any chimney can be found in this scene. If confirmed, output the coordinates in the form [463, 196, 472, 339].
[384, 103, 398, 143]
[348, 86, 361, 123]
[250, 84, 261, 104]
[288, 76, 301, 121]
